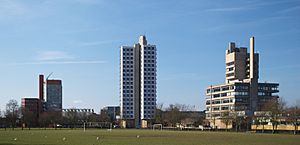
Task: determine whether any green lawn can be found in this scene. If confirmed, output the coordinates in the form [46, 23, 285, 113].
[0, 129, 299, 145]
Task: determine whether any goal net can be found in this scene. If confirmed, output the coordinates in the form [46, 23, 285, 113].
[152, 124, 163, 131]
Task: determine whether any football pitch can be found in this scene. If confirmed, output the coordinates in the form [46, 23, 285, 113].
[0, 129, 299, 145]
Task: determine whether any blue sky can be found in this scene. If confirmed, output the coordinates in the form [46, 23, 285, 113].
[0, 0, 299, 113]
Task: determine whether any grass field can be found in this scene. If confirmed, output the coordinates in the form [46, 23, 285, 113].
[0, 129, 299, 145]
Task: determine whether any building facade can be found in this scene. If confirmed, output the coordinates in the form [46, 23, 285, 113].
[46, 80, 62, 112]
[62, 108, 94, 117]
[21, 98, 40, 114]
[21, 74, 46, 126]
[120, 35, 157, 128]
[21, 98, 40, 126]
[205, 37, 279, 129]
[101, 106, 120, 122]
[39, 74, 45, 113]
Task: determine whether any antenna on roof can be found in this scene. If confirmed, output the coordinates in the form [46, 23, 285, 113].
[46, 72, 53, 80]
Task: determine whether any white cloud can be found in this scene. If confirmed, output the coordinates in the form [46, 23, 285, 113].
[73, 100, 83, 104]
[0, 50, 107, 66]
[36, 51, 74, 61]
[2, 60, 106, 66]
[205, 6, 254, 12]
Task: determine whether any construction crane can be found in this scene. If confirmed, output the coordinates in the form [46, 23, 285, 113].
[46, 72, 53, 80]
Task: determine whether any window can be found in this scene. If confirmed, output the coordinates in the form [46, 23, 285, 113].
[227, 67, 234, 71]
[236, 86, 249, 90]
[221, 93, 227, 97]
[221, 86, 229, 91]
[226, 73, 234, 77]
[213, 107, 220, 111]
[221, 106, 229, 110]
[206, 101, 210, 105]
[213, 94, 220, 98]
[223, 99, 230, 103]
[226, 61, 234, 66]
[206, 107, 211, 111]
[207, 89, 211, 93]
[213, 88, 220, 92]
[212, 100, 221, 104]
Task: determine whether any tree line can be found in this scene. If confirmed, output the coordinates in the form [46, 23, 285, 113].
[1, 99, 299, 133]
[154, 103, 205, 128]
[0, 99, 113, 129]
[218, 99, 300, 134]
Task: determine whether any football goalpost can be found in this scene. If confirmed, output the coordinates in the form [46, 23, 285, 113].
[152, 124, 163, 131]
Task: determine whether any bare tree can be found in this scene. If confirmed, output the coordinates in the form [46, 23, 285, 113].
[47, 111, 62, 129]
[154, 103, 164, 124]
[22, 108, 37, 130]
[5, 99, 19, 130]
[164, 104, 181, 127]
[0, 109, 5, 129]
[221, 111, 232, 131]
[99, 111, 110, 122]
[87, 113, 99, 122]
[252, 112, 269, 133]
[262, 98, 286, 134]
[39, 112, 51, 129]
[231, 111, 246, 132]
[63, 110, 79, 129]
[286, 105, 300, 135]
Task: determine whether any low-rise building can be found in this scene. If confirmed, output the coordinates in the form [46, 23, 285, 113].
[101, 106, 120, 122]
[62, 108, 95, 117]
[21, 98, 40, 126]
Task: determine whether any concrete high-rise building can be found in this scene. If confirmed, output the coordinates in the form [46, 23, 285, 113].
[205, 37, 279, 129]
[46, 79, 62, 112]
[120, 35, 157, 128]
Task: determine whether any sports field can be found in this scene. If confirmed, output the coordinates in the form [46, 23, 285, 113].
[0, 129, 299, 145]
